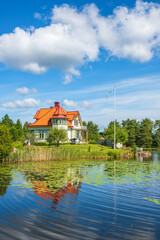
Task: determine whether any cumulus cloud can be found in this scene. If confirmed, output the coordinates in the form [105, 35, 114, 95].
[2, 98, 40, 108]
[80, 100, 92, 109]
[86, 0, 160, 62]
[63, 99, 77, 109]
[63, 99, 92, 109]
[16, 87, 38, 95]
[0, 1, 160, 80]
[16, 87, 29, 95]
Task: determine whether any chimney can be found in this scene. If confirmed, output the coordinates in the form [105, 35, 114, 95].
[55, 102, 60, 108]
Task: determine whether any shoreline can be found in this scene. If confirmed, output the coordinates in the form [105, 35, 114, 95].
[1, 144, 153, 164]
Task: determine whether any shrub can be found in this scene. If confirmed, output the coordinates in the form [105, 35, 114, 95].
[13, 141, 23, 150]
[33, 142, 48, 146]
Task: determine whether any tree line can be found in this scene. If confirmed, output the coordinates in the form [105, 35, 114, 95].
[103, 118, 160, 148]
[0, 114, 31, 160]
[0, 115, 160, 161]
[84, 119, 160, 148]
[1, 115, 160, 148]
[0, 114, 30, 141]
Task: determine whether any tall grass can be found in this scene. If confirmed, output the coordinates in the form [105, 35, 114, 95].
[7, 144, 129, 163]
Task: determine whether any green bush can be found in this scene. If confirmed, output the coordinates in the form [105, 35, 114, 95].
[13, 142, 23, 150]
[33, 142, 48, 146]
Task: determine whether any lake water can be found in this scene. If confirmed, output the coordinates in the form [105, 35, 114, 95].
[0, 150, 160, 240]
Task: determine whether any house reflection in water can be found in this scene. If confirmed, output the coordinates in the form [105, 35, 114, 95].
[31, 179, 81, 209]
[31, 169, 81, 209]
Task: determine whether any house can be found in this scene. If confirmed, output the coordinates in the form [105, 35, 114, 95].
[27, 102, 87, 143]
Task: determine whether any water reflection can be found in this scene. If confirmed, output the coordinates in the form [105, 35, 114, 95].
[0, 155, 160, 239]
[17, 162, 84, 209]
[0, 164, 12, 196]
[31, 178, 81, 209]
[152, 150, 160, 163]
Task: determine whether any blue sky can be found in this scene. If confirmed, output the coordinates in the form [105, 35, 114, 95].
[0, 0, 160, 130]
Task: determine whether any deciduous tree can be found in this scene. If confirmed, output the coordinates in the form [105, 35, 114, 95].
[103, 121, 128, 145]
[0, 125, 13, 161]
[47, 128, 68, 146]
[87, 121, 100, 142]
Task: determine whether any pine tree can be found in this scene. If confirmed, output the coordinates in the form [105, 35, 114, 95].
[122, 119, 140, 147]
[139, 118, 154, 148]
[15, 119, 23, 140]
[1, 114, 14, 128]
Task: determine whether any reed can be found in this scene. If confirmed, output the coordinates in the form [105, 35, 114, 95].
[7, 144, 129, 163]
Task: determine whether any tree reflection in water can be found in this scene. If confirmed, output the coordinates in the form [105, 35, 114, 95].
[0, 164, 12, 196]
[17, 161, 84, 209]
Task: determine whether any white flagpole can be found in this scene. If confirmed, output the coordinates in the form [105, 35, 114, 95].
[114, 87, 116, 150]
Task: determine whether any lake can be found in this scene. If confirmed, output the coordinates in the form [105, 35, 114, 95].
[0, 150, 160, 239]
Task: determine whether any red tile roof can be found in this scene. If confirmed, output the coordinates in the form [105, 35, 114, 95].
[27, 102, 78, 128]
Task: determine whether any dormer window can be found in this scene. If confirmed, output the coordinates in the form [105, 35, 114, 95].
[60, 120, 63, 124]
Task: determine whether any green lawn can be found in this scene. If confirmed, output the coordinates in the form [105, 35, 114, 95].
[59, 144, 127, 154]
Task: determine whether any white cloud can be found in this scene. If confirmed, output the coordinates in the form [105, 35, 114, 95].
[80, 100, 92, 109]
[84, 1, 160, 62]
[63, 99, 77, 109]
[63, 74, 73, 85]
[0, 1, 159, 80]
[34, 12, 42, 20]
[0, 5, 98, 77]
[16, 87, 29, 95]
[16, 87, 38, 95]
[2, 98, 40, 108]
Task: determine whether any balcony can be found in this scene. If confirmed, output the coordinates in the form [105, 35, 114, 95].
[73, 125, 87, 131]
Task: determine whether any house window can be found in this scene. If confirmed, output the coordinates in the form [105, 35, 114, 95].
[74, 119, 78, 126]
[60, 120, 63, 124]
[53, 119, 57, 124]
[39, 130, 44, 139]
